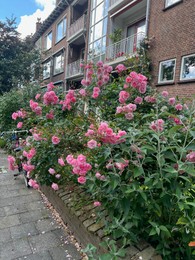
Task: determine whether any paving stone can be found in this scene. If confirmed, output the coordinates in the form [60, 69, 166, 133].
[0, 214, 20, 229]
[35, 218, 59, 233]
[0, 238, 32, 259]
[83, 218, 95, 228]
[136, 240, 150, 251]
[0, 227, 11, 244]
[10, 222, 39, 239]
[19, 209, 49, 224]
[137, 246, 155, 260]
[0, 207, 5, 217]
[26, 201, 45, 211]
[16, 251, 53, 260]
[49, 245, 82, 260]
[28, 232, 62, 253]
[4, 203, 28, 216]
[126, 246, 139, 257]
[0, 189, 20, 198]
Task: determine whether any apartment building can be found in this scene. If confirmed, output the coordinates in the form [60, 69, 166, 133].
[33, 0, 195, 97]
[148, 0, 195, 98]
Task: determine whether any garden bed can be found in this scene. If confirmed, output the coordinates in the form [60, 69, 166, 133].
[41, 184, 162, 260]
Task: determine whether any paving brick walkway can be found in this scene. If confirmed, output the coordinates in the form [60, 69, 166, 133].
[0, 149, 82, 260]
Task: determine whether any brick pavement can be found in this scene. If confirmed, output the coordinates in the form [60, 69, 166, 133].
[0, 149, 82, 260]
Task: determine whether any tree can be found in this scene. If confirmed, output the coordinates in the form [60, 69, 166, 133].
[0, 18, 40, 94]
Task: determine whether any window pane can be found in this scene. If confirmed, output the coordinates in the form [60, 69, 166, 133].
[94, 39, 102, 56]
[54, 53, 64, 74]
[94, 20, 103, 41]
[43, 61, 51, 79]
[46, 32, 52, 49]
[181, 55, 195, 80]
[56, 18, 66, 42]
[159, 60, 175, 82]
[166, 0, 181, 7]
[95, 3, 104, 23]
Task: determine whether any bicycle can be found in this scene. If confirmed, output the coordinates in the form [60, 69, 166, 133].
[2, 130, 30, 188]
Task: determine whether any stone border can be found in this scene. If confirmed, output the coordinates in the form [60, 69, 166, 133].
[41, 184, 162, 260]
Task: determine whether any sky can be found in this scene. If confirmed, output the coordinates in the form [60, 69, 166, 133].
[0, 0, 56, 38]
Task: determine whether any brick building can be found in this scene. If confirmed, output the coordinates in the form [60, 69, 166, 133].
[33, 0, 195, 97]
[148, 0, 195, 98]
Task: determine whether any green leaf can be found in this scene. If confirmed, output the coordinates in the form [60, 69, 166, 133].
[186, 202, 195, 208]
[159, 225, 171, 237]
[189, 131, 195, 138]
[176, 217, 189, 225]
[99, 253, 113, 260]
[134, 166, 144, 178]
[149, 227, 156, 236]
[168, 125, 183, 137]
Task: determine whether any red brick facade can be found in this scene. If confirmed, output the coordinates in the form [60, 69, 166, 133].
[148, 0, 195, 98]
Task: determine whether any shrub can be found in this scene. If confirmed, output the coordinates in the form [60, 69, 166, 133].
[8, 64, 195, 259]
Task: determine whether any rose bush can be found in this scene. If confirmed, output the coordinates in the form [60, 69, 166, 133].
[8, 63, 195, 259]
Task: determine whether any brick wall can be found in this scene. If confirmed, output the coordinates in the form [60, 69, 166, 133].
[148, 0, 195, 98]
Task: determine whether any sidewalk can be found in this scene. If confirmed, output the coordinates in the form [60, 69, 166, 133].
[0, 149, 82, 260]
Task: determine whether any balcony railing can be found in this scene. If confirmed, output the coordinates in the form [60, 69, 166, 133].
[67, 14, 86, 41]
[90, 32, 146, 64]
[66, 59, 83, 79]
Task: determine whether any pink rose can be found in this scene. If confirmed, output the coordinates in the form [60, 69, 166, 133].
[17, 122, 23, 129]
[35, 93, 41, 100]
[52, 136, 60, 145]
[48, 168, 55, 175]
[175, 104, 183, 111]
[78, 176, 86, 184]
[94, 201, 101, 207]
[169, 97, 176, 105]
[87, 139, 97, 149]
[161, 91, 169, 97]
[51, 183, 59, 190]
[134, 97, 143, 104]
[12, 112, 18, 120]
[58, 158, 65, 166]
[79, 89, 86, 96]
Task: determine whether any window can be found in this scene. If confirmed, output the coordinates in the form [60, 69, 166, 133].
[43, 60, 51, 79]
[180, 54, 195, 80]
[45, 31, 52, 50]
[54, 52, 64, 75]
[56, 17, 67, 43]
[158, 59, 176, 83]
[88, 0, 109, 59]
[165, 0, 181, 8]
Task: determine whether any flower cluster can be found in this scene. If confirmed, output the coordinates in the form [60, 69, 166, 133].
[30, 100, 42, 115]
[12, 109, 26, 120]
[23, 148, 36, 160]
[66, 154, 92, 184]
[186, 151, 195, 163]
[125, 71, 147, 94]
[150, 119, 164, 132]
[116, 103, 137, 120]
[85, 122, 126, 144]
[28, 179, 39, 189]
[7, 155, 16, 171]
[43, 91, 59, 106]
[60, 90, 76, 110]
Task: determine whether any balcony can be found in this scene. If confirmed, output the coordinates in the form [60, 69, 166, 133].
[90, 32, 146, 65]
[67, 14, 86, 44]
[66, 59, 84, 79]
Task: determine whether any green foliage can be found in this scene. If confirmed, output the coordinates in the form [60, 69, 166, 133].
[109, 28, 123, 43]
[0, 84, 40, 132]
[6, 60, 195, 259]
[0, 18, 40, 94]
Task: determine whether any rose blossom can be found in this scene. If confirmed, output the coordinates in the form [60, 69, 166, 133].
[161, 91, 169, 97]
[48, 168, 56, 175]
[52, 136, 60, 145]
[51, 183, 59, 190]
[12, 112, 18, 120]
[78, 176, 86, 184]
[175, 104, 183, 111]
[17, 122, 23, 129]
[58, 158, 65, 166]
[87, 139, 97, 149]
[134, 96, 143, 104]
[169, 97, 176, 105]
[94, 201, 101, 207]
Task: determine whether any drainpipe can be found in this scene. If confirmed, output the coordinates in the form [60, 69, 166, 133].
[145, 0, 150, 37]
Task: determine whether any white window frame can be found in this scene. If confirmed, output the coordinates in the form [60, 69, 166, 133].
[180, 54, 195, 81]
[165, 0, 182, 8]
[158, 59, 176, 84]
[45, 31, 52, 50]
[56, 17, 67, 43]
[43, 60, 51, 79]
[54, 52, 64, 75]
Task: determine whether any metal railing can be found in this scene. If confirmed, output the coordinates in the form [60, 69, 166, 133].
[67, 14, 86, 41]
[66, 59, 84, 78]
[90, 32, 146, 63]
